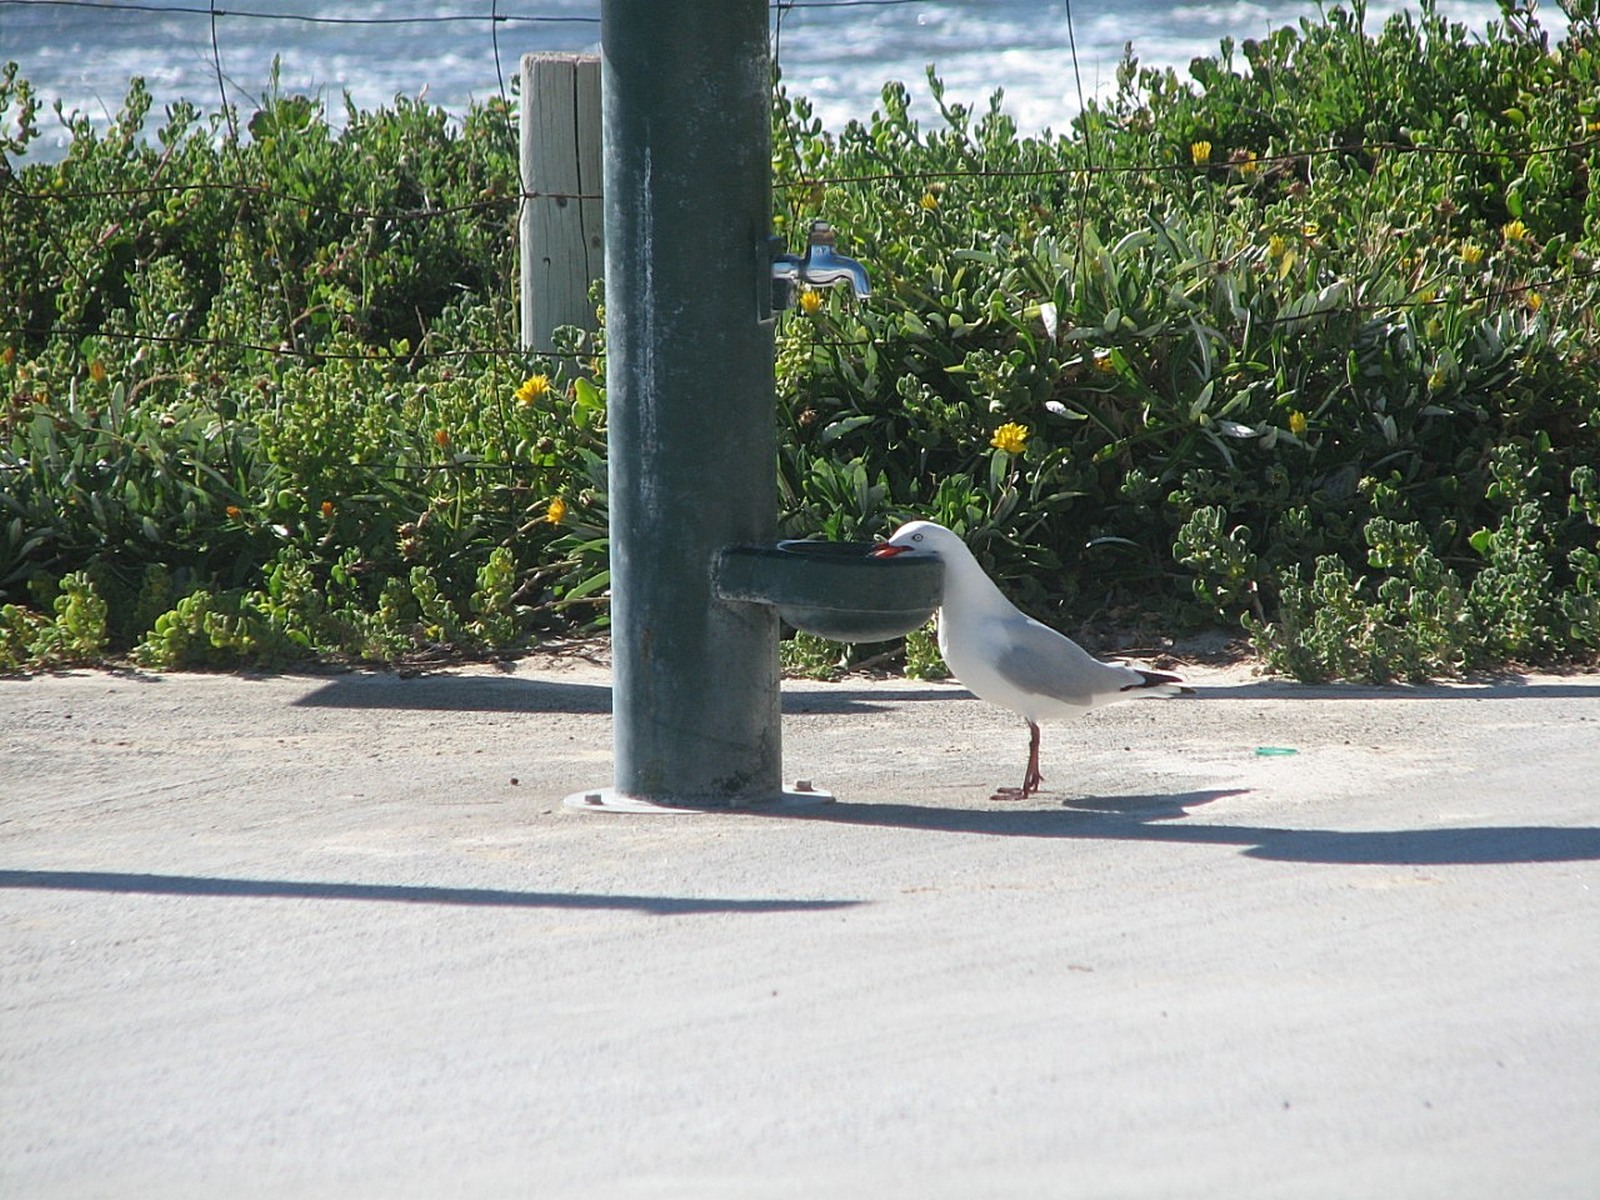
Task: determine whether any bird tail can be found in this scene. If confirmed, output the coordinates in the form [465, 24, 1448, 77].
[1120, 669, 1194, 698]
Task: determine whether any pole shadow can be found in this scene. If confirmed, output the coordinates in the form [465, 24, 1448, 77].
[0, 870, 863, 915]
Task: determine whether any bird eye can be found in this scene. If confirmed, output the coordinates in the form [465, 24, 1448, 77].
[912, 533, 923, 542]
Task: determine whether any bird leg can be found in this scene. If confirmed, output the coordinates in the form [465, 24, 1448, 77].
[992, 721, 1044, 801]
[1022, 720, 1044, 795]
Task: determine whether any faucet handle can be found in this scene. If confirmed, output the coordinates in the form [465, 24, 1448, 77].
[807, 220, 839, 248]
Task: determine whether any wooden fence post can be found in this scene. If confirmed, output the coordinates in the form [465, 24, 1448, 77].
[520, 53, 603, 353]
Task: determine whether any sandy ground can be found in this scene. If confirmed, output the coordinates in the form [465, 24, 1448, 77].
[2, 655, 1597, 1197]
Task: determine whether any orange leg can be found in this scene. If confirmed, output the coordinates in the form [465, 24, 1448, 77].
[992, 721, 1044, 800]
[1021, 720, 1044, 796]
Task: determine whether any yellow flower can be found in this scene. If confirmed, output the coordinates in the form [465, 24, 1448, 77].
[1190, 140, 1212, 166]
[546, 495, 568, 525]
[433, 429, 450, 448]
[88, 360, 107, 384]
[1232, 149, 1260, 177]
[320, 500, 335, 520]
[989, 421, 1029, 455]
[919, 191, 939, 211]
[1091, 349, 1117, 374]
[515, 373, 552, 406]
[1267, 234, 1288, 261]
[1502, 218, 1528, 243]
[798, 289, 823, 316]
[1288, 410, 1308, 436]
[1526, 290, 1543, 313]
[1460, 242, 1485, 267]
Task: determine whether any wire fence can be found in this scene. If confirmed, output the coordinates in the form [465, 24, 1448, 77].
[1, 0, 966, 362]
[0, 0, 1587, 368]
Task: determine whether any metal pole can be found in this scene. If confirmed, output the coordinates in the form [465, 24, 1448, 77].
[597, 0, 781, 806]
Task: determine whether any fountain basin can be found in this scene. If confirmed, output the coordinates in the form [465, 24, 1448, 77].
[715, 540, 941, 642]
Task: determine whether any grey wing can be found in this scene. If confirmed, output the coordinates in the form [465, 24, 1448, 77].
[992, 616, 1134, 707]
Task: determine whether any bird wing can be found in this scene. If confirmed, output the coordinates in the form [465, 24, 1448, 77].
[990, 615, 1136, 709]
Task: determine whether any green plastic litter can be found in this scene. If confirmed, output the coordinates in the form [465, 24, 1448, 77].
[1255, 746, 1299, 756]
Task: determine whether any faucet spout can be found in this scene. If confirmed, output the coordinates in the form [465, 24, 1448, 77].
[799, 221, 871, 299]
[770, 221, 871, 310]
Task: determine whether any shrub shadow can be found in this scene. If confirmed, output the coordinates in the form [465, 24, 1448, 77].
[294, 674, 612, 713]
[0, 869, 862, 914]
[293, 673, 965, 715]
[1189, 678, 1600, 702]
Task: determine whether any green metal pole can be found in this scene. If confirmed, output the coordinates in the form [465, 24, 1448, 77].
[599, 0, 781, 805]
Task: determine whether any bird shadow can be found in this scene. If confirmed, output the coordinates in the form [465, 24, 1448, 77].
[765, 789, 1600, 866]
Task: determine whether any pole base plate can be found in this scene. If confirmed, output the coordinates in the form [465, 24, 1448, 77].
[562, 783, 835, 813]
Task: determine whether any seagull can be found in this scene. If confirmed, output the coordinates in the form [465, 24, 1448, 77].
[871, 520, 1191, 799]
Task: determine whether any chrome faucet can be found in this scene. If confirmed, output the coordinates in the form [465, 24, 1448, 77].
[770, 221, 871, 311]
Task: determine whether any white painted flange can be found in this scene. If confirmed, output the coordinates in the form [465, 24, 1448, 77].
[562, 783, 835, 813]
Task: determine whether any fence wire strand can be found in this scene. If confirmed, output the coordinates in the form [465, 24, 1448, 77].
[1, 0, 1591, 367]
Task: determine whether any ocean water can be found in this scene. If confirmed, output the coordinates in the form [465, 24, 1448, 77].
[4, 0, 1505, 155]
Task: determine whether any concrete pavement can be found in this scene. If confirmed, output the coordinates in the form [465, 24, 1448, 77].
[2, 654, 1597, 1197]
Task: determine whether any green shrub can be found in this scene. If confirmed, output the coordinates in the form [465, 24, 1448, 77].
[0, 570, 108, 670]
[768, 0, 1600, 677]
[0, 66, 609, 669]
[3, 2, 1599, 678]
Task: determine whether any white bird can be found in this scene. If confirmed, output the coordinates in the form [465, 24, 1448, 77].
[871, 520, 1190, 799]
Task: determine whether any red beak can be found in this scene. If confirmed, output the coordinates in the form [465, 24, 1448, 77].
[870, 544, 909, 558]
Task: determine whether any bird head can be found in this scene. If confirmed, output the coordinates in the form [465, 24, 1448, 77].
[869, 520, 960, 560]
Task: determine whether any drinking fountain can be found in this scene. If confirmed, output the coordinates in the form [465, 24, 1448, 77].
[564, 0, 936, 813]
